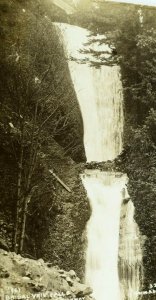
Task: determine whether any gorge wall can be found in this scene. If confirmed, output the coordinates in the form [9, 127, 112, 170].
[0, 0, 89, 278]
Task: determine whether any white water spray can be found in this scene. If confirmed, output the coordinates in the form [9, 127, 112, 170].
[55, 23, 143, 300]
[56, 24, 123, 162]
[119, 200, 143, 300]
[82, 171, 127, 300]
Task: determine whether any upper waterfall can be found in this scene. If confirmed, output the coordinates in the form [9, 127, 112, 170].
[55, 23, 124, 162]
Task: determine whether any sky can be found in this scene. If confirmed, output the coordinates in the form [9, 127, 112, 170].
[67, 0, 156, 7]
[107, 0, 156, 6]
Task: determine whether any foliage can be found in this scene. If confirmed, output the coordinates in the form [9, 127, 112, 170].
[0, 0, 85, 254]
[115, 15, 156, 285]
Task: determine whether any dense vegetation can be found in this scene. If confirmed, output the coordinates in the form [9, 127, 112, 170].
[0, 0, 88, 276]
[118, 21, 156, 286]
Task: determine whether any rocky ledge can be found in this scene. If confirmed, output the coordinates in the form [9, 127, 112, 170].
[0, 250, 93, 300]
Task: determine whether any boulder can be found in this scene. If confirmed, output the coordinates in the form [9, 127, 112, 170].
[61, 279, 70, 292]
[66, 291, 72, 296]
[66, 276, 73, 286]
[60, 273, 66, 278]
[0, 268, 10, 278]
[71, 287, 77, 293]
[46, 262, 53, 268]
[58, 269, 65, 274]
[76, 286, 93, 298]
[32, 283, 45, 292]
[75, 276, 80, 282]
[38, 258, 44, 265]
[0, 250, 94, 300]
[22, 276, 30, 282]
[68, 270, 76, 278]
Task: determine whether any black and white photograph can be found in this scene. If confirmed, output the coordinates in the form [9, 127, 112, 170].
[0, 0, 156, 299]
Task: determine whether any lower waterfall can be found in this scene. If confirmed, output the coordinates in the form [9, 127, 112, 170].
[55, 22, 144, 300]
[82, 171, 127, 300]
[82, 171, 143, 300]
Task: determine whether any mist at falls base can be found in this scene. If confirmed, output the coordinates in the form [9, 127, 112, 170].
[55, 23, 143, 300]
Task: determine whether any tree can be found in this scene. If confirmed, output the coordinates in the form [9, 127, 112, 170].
[0, 3, 77, 253]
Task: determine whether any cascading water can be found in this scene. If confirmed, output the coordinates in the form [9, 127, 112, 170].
[82, 171, 128, 300]
[55, 23, 143, 300]
[55, 24, 123, 162]
[119, 199, 144, 300]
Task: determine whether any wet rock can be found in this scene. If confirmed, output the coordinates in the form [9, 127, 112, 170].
[123, 197, 130, 204]
[0, 238, 9, 251]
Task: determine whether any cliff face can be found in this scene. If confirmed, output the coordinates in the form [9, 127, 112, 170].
[0, 0, 89, 279]
[115, 12, 156, 286]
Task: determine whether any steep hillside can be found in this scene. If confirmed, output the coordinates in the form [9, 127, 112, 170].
[0, 0, 88, 278]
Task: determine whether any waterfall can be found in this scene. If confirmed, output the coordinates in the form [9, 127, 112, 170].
[55, 23, 143, 300]
[119, 200, 144, 300]
[82, 171, 127, 300]
[68, 64, 123, 162]
[55, 24, 123, 162]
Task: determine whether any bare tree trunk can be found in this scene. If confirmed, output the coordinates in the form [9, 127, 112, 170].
[18, 101, 39, 254]
[13, 141, 24, 252]
[49, 169, 71, 193]
[19, 186, 37, 254]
